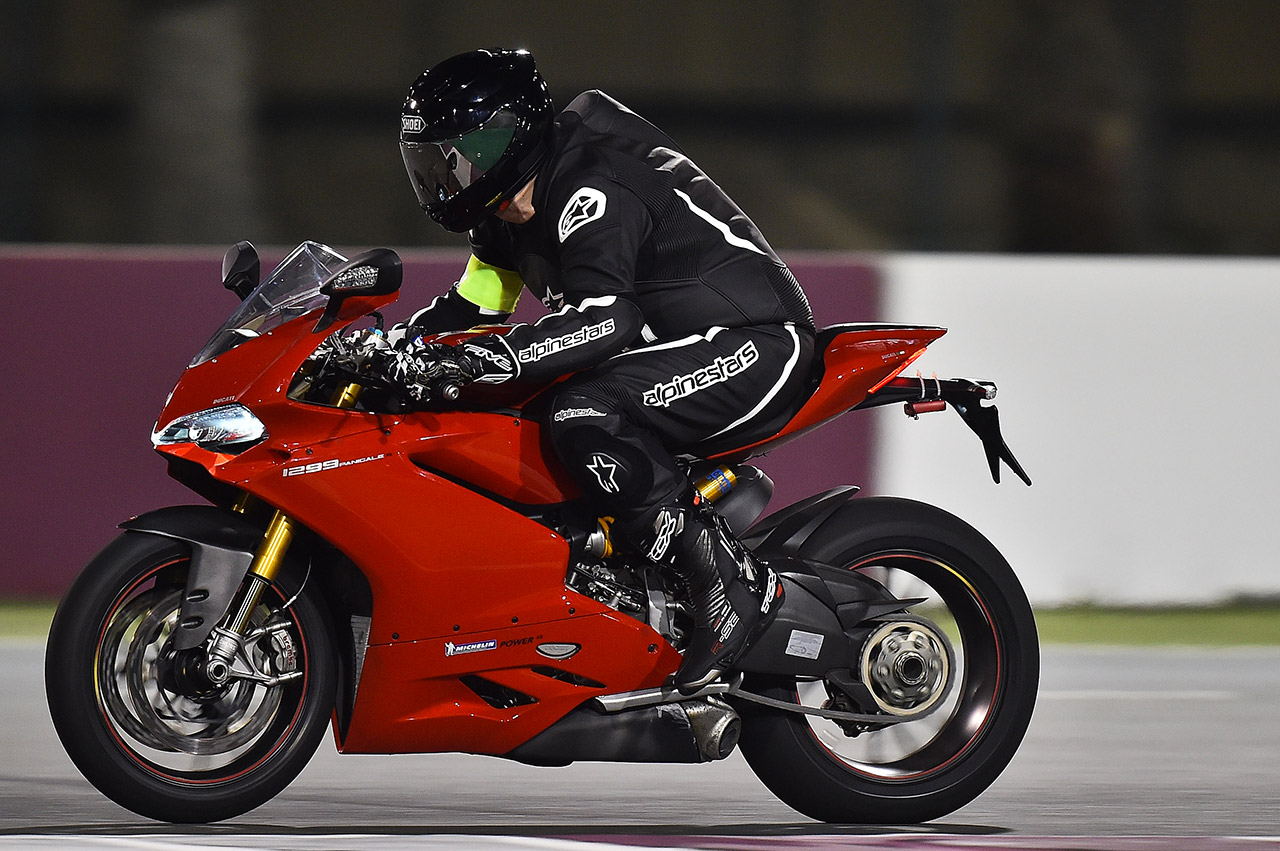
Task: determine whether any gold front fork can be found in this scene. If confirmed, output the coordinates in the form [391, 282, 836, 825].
[209, 382, 363, 671]
[221, 512, 297, 636]
[231, 381, 361, 573]
[330, 381, 363, 410]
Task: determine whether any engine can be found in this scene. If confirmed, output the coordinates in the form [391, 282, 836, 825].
[566, 557, 689, 648]
[560, 463, 774, 650]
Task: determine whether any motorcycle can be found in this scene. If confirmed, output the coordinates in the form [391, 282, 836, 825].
[45, 241, 1037, 825]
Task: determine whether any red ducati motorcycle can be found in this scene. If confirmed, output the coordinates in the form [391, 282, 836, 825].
[46, 241, 1037, 824]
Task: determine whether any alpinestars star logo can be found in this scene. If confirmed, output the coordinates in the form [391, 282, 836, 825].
[558, 187, 607, 242]
[586, 453, 621, 494]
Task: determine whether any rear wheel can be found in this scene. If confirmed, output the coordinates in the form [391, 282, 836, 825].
[45, 530, 336, 823]
[737, 497, 1038, 824]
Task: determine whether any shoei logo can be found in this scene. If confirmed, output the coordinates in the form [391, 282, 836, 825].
[558, 187, 607, 242]
[401, 115, 425, 134]
[642, 340, 759, 408]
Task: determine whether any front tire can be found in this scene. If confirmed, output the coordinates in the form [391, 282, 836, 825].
[737, 497, 1038, 824]
[45, 530, 336, 823]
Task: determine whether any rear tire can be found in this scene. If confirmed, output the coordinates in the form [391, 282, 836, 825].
[737, 497, 1038, 824]
[45, 530, 336, 823]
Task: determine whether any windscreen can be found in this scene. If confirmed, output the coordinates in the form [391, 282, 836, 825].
[191, 242, 347, 367]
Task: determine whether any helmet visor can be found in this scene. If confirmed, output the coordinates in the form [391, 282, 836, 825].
[401, 109, 519, 215]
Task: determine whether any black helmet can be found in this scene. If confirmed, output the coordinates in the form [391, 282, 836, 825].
[400, 49, 554, 232]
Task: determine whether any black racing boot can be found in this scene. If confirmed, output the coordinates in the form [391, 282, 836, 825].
[637, 496, 782, 695]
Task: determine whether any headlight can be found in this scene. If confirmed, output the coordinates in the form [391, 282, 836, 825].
[152, 403, 267, 453]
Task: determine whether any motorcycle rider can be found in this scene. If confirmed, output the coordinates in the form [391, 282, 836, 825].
[389, 48, 815, 693]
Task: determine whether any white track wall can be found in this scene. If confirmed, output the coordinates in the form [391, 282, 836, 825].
[874, 255, 1280, 606]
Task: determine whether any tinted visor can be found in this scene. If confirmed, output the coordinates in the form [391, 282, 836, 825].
[401, 109, 519, 215]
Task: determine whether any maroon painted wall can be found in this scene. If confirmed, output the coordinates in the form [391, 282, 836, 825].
[0, 245, 879, 597]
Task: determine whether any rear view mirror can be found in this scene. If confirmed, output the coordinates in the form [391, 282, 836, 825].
[222, 241, 260, 301]
[314, 248, 403, 332]
[320, 248, 403, 297]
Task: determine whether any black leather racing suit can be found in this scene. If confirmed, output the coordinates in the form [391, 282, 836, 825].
[406, 90, 815, 534]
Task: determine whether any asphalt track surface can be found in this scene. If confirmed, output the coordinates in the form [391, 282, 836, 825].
[3, 641, 1278, 850]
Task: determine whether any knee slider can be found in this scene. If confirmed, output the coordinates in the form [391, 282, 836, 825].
[555, 424, 654, 509]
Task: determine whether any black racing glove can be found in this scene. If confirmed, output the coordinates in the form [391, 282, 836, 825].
[382, 336, 518, 401]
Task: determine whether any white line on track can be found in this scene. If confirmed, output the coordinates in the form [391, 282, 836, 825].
[3, 836, 1280, 851]
[1039, 689, 1235, 700]
[0, 836, 698, 851]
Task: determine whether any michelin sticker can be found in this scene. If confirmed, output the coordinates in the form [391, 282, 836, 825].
[445, 639, 497, 657]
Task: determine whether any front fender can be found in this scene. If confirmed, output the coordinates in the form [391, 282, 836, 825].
[119, 505, 262, 650]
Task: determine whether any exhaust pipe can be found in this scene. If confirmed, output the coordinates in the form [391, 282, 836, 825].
[506, 696, 740, 766]
[684, 696, 741, 761]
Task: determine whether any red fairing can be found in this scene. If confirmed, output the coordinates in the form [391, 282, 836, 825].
[711, 325, 947, 460]
[153, 288, 947, 757]
[154, 295, 670, 756]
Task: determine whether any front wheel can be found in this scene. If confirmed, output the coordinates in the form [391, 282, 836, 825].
[737, 497, 1038, 824]
[45, 529, 337, 823]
